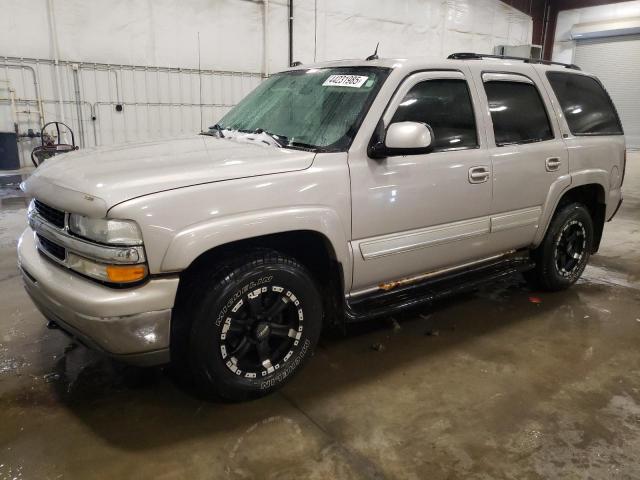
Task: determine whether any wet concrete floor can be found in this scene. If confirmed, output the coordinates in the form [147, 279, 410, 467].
[1, 155, 640, 479]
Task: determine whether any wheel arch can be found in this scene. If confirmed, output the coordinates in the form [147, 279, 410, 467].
[161, 207, 351, 275]
[177, 229, 345, 289]
[171, 229, 348, 349]
[535, 178, 607, 253]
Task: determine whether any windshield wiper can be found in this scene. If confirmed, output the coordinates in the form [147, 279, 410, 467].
[252, 129, 325, 151]
[201, 124, 226, 138]
[225, 127, 324, 151]
[253, 128, 286, 147]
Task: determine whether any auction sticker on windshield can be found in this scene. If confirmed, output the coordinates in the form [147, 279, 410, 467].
[322, 75, 369, 88]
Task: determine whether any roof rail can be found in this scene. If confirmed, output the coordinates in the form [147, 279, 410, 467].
[447, 52, 581, 71]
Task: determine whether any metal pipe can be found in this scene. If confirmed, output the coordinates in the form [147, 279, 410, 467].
[93, 101, 234, 108]
[197, 31, 203, 132]
[541, 0, 552, 59]
[9, 87, 18, 135]
[46, 0, 66, 124]
[288, 0, 293, 67]
[1, 98, 92, 108]
[263, 0, 270, 77]
[1, 56, 262, 77]
[79, 65, 120, 104]
[0, 80, 19, 135]
[1, 63, 45, 128]
[106, 64, 116, 143]
[71, 64, 85, 148]
[91, 65, 99, 146]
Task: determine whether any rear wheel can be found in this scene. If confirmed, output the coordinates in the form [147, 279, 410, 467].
[186, 250, 322, 401]
[526, 203, 594, 291]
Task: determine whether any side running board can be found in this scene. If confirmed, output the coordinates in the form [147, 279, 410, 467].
[344, 252, 534, 322]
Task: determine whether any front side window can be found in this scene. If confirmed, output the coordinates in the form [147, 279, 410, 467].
[546, 72, 623, 136]
[217, 67, 390, 151]
[390, 79, 478, 150]
[484, 80, 553, 146]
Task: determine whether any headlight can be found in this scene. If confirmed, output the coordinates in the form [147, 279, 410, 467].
[68, 252, 148, 284]
[69, 214, 143, 245]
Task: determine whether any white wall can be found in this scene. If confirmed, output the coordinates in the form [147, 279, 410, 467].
[292, 0, 532, 63]
[0, 0, 532, 166]
[2, 0, 532, 70]
[552, 0, 640, 63]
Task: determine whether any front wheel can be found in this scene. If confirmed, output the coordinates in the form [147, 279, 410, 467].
[187, 250, 323, 401]
[526, 202, 594, 291]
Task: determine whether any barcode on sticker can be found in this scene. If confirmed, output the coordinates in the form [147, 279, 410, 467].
[322, 75, 369, 88]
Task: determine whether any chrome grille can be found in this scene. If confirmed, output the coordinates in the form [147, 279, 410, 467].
[37, 234, 66, 261]
[34, 200, 66, 229]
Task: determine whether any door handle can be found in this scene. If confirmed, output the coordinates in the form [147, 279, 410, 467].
[545, 157, 561, 172]
[468, 166, 490, 184]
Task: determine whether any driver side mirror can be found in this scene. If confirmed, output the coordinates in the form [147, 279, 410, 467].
[368, 121, 434, 159]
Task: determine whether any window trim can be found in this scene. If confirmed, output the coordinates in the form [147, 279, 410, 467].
[482, 72, 534, 84]
[380, 72, 480, 154]
[545, 71, 624, 137]
[482, 71, 556, 147]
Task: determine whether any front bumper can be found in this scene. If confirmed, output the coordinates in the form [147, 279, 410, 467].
[17, 228, 179, 366]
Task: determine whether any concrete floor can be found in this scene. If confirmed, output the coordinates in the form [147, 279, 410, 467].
[1, 154, 639, 480]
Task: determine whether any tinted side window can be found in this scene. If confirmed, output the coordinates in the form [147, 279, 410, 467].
[546, 72, 623, 135]
[390, 79, 477, 150]
[484, 80, 554, 146]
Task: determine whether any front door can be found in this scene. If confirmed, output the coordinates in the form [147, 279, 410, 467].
[348, 70, 494, 292]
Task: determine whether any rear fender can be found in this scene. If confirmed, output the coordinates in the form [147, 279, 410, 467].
[533, 169, 608, 247]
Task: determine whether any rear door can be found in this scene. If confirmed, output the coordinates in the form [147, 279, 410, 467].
[468, 65, 569, 249]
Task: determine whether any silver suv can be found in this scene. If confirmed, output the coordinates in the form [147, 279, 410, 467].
[18, 53, 625, 401]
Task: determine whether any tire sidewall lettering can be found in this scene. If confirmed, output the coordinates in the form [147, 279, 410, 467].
[260, 338, 311, 390]
[211, 270, 318, 391]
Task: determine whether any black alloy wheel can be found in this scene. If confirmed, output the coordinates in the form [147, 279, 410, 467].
[220, 283, 305, 379]
[183, 250, 323, 401]
[525, 202, 594, 291]
[554, 219, 587, 278]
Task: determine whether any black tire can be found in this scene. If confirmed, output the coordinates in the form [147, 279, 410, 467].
[526, 202, 594, 291]
[186, 249, 322, 402]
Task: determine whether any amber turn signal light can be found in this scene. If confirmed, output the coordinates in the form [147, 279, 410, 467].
[106, 264, 148, 283]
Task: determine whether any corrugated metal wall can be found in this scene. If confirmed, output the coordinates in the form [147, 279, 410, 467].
[1, 57, 262, 165]
[574, 35, 640, 148]
[0, 0, 533, 167]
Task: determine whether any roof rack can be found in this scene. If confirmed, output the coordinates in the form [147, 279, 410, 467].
[447, 52, 581, 71]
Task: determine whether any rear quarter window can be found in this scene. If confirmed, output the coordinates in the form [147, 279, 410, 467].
[546, 72, 623, 136]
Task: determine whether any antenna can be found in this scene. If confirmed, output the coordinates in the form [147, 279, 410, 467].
[366, 42, 379, 61]
[197, 31, 204, 132]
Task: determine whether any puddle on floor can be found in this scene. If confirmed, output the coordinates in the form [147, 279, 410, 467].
[0, 173, 30, 211]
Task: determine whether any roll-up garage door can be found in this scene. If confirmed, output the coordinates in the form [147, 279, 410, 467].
[574, 35, 640, 148]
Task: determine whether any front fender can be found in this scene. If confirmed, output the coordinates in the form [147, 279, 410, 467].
[160, 205, 351, 280]
[107, 152, 352, 290]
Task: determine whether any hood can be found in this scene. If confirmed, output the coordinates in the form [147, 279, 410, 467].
[24, 135, 315, 216]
